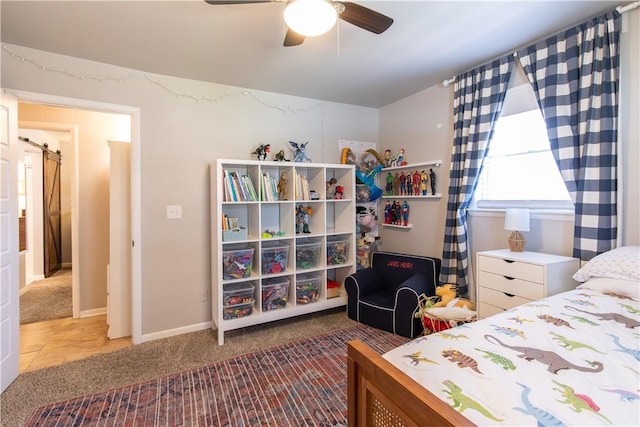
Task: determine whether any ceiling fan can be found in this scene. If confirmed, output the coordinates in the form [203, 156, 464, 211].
[204, 0, 393, 47]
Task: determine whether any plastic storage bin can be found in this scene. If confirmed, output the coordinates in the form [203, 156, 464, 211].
[296, 273, 321, 304]
[262, 277, 290, 311]
[296, 239, 322, 269]
[223, 302, 254, 320]
[222, 245, 255, 279]
[326, 237, 350, 265]
[261, 242, 289, 274]
[223, 282, 255, 306]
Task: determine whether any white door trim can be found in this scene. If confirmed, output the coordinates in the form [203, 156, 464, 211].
[7, 89, 142, 344]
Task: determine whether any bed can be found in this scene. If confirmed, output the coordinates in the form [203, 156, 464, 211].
[347, 246, 640, 426]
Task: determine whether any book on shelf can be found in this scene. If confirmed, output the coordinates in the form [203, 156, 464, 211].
[261, 172, 278, 201]
[222, 215, 240, 231]
[222, 169, 258, 202]
[295, 172, 310, 200]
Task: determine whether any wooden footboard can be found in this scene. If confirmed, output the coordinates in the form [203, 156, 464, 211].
[347, 340, 475, 427]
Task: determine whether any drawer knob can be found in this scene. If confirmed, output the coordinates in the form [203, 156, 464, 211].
[503, 276, 515, 280]
[503, 260, 515, 264]
[503, 292, 515, 297]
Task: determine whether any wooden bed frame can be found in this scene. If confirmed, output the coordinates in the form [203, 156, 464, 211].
[347, 340, 476, 427]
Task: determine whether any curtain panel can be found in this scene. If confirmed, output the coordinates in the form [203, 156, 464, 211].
[440, 56, 514, 295]
[517, 11, 621, 260]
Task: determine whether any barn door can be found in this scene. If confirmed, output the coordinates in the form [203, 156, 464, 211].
[43, 147, 61, 278]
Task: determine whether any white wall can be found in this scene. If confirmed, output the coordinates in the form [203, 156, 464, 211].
[1, 44, 379, 337]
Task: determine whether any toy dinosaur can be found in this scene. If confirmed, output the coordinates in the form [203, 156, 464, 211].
[288, 141, 311, 162]
[251, 143, 270, 161]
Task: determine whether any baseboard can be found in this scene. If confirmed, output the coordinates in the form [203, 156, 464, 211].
[79, 307, 107, 318]
[61, 262, 73, 269]
[140, 321, 212, 343]
[30, 274, 45, 282]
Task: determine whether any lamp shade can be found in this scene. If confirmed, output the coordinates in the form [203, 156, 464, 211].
[284, 0, 337, 37]
[504, 208, 530, 232]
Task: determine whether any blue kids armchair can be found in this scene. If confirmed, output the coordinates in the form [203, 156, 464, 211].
[344, 252, 440, 338]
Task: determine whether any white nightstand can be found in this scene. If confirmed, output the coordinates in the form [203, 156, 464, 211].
[476, 249, 580, 319]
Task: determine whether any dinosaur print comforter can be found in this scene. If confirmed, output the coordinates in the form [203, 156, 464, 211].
[383, 287, 640, 426]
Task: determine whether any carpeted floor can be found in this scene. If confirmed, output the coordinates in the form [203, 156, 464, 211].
[24, 324, 408, 426]
[0, 308, 376, 426]
[20, 269, 72, 324]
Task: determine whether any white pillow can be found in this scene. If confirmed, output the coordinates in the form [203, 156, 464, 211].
[572, 246, 640, 282]
[576, 277, 640, 299]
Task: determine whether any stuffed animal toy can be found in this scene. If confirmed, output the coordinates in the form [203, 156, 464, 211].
[433, 284, 474, 310]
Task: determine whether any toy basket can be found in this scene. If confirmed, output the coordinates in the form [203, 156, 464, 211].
[415, 294, 477, 335]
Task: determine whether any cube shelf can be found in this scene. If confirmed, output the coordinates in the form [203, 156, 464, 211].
[211, 159, 356, 344]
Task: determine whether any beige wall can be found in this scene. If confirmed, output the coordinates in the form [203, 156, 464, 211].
[378, 84, 453, 259]
[2, 45, 379, 337]
[378, 8, 640, 300]
[18, 105, 130, 313]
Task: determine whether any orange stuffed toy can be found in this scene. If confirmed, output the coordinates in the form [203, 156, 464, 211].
[433, 284, 474, 310]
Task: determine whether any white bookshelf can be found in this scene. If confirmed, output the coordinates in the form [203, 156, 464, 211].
[211, 159, 356, 345]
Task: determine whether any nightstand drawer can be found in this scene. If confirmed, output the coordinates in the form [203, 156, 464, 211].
[479, 286, 532, 310]
[478, 255, 544, 283]
[478, 271, 544, 301]
[478, 301, 506, 318]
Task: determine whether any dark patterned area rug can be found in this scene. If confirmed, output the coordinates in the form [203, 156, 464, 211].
[25, 324, 408, 426]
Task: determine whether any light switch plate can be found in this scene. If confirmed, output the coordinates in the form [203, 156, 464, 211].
[166, 205, 182, 219]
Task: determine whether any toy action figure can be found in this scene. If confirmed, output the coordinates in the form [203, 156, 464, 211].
[430, 168, 437, 195]
[385, 172, 394, 195]
[399, 171, 406, 196]
[296, 205, 313, 234]
[277, 172, 287, 200]
[421, 170, 428, 195]
[412, 170, 421, 196]
[384, 200, 392, 224]
[401, 201, 410, 226]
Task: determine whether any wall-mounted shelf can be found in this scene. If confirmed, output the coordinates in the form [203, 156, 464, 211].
[380, 160, 443, 200]
[381, 194, 441, 199]
[381, 160, 442, 172]
[382, 223, 413, 229]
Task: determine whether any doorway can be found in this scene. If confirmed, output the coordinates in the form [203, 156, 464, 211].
[13, 97, 140, 369]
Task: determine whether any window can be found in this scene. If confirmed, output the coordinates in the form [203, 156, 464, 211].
[474, 86, 573, 210]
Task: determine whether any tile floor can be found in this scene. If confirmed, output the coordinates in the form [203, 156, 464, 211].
[20, 315, 132, 373]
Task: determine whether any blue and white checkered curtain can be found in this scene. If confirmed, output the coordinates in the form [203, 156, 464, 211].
[517, 11, 621, 261]
[440, 56, 514, 295]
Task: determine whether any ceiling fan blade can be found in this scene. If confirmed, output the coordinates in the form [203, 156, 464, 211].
[283, 28, 305, 47]
[338, 2, 393, 34]
[204, 1, 272, 4]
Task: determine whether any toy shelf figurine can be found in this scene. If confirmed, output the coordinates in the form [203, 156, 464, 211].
[295, 205, 313, 234]
[384, 200, 410, 226]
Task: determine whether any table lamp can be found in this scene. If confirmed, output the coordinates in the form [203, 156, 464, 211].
[504, 208, 530, 252]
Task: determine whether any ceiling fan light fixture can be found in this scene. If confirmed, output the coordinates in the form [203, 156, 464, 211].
[284, 0, 338, 37]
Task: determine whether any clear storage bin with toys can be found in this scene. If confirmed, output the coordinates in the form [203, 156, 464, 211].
[223, 302, 254, 320]
[222, 282, 255, 320]
[222, 245, 255, 280]
[261, 242, 289, 275]
[261, 277, 290, 311]
[295, 238, 322, 269]
[295, 273, 321, 304]
[326, 236, 350, 266]
[222, 282, 255, 306]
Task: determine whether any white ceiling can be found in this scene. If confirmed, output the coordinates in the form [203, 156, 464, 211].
[0, 0, 627, 108]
